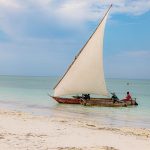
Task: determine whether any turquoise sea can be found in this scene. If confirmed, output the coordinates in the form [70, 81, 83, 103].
[0, 75, 150, 128]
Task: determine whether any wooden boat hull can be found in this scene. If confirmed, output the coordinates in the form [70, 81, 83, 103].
[82, 98, 138, 107]
[52, 96, 81, 104]
[51, 96, 138, 107]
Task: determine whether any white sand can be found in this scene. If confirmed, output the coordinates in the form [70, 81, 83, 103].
[0, 109, 150, 150]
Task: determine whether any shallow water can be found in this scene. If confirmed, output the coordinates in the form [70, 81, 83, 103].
[0, 75, 150, 128]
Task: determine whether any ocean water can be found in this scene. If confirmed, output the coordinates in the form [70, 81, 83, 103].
[0, 75, 150, 128]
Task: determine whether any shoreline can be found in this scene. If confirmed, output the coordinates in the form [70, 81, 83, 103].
[0, 108, 150, 150]
[1, 98, 150, 129]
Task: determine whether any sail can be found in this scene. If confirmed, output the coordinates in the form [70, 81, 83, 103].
[54, 6, 111, 97]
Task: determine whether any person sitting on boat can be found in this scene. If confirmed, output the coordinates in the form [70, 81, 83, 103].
[111, 92, 119, 103]
[124, 91, 132, 102]
[82, 94, 90, 100]
[81, 94, 88, 106]
[87, 94, 90, 100]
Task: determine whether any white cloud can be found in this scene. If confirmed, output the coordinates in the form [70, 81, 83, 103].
[1, 0, 150, 20]
[0, 0, 150, 40]
[0, 0, 22, 10]
[47, 0, 150, 24]
[112, 0, 150, 15]
[54, 1, 90, 23]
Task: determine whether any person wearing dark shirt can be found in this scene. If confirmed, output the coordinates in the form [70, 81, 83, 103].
[82, 94, 90, 100]
[111, 92, 119, 103]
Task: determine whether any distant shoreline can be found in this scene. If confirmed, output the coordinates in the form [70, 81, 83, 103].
[0, 74, 150, 80]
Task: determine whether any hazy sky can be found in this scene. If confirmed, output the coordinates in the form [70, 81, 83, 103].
[0, 0, 150, 79]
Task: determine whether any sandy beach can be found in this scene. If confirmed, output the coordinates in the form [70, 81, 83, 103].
[0, 109, 149, 150]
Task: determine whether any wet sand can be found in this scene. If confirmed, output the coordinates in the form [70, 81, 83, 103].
[0, 109, 150, 150]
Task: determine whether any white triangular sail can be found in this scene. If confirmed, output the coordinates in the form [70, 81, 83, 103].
[54, 5, 112, 97]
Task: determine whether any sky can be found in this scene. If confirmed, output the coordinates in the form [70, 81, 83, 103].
[0, 0, 150, 79]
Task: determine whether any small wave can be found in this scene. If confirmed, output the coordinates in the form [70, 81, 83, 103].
[26, 104, 51, 110]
